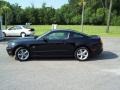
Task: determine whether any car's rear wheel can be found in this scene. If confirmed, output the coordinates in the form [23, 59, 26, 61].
[15, 47, 30, 61]
[74, 47, 89, 61]
[21, 32, 26, 37]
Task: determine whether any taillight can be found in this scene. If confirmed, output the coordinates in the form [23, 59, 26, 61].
[29, 28, 34, 32]
[100, 39, 103, 45]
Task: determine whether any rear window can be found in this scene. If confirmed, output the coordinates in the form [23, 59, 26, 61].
[72, 30, 89, 37]
[15, 26, 22, 29]
[23, 25, 28, 29]
[73, 33, 83, 38]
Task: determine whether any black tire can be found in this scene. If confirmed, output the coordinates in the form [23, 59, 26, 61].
[15, 47, 30, 61]
[74, 47, 89, 61]
[20, 32, 26, 37]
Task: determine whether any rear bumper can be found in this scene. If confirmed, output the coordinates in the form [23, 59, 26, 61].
[94, 47, 103, 55]
[90, 43, 103, 55]
[26, 31, 35, 36]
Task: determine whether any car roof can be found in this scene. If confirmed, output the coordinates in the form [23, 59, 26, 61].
[51, 29, 84, 34]
[15, 25, 23, 27]
[51, 29, 89, 37]
[51, 29, 78, 33]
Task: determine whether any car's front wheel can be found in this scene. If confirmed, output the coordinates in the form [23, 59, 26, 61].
[15, 47, 30, 61]
[74, 47, 89, 61]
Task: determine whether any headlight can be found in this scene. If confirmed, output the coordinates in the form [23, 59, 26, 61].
[11, 42, 16, 46]
[8, 42, 16, 47]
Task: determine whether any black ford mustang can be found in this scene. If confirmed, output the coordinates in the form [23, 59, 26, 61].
[6, 30, 103, 61]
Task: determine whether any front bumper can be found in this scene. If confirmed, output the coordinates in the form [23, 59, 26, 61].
[6, 47, 14, 56]
[0, 36, 5, 40]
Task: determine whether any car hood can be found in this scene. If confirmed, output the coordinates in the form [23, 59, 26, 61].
[2, 30, 7, 31]
[8, 37, 36, 44]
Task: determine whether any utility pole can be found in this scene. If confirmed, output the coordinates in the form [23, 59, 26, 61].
[0, 16, 2, 30]
[5, 12, 7, 29]
[81, 0, 86, 32]
[81, 2, 84, 32]
[106, 0, 112, 33]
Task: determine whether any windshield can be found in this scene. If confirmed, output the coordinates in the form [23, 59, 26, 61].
[23, 25, 29, 29]
[37, 31, 51, 40]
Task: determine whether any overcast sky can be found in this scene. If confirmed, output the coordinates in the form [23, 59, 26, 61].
[6, 0, 68, 9]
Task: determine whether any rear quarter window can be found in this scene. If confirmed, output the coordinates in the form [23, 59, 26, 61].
[72, 33, 84, 38]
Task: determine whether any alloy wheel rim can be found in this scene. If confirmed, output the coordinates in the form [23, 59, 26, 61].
[17, 49, 29, 61]
[21, 33, 25, 37]
[77, 48, 88, 60]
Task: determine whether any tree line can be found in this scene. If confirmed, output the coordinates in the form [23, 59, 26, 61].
[0, 0, 120, 26]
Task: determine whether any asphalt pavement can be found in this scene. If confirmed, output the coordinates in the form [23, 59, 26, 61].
[0, 37, 120, 90]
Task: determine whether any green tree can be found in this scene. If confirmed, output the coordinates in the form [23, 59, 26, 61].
[0, 0, 120, 26]
[72, 15, 81, 24]
[1, 5, 11, 29]
[10, 4, 23, 24]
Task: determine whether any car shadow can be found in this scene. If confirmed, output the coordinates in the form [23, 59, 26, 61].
[29, 51, 118, 61]
[89, 51, 118, 61]
[30, 57, 76, 61]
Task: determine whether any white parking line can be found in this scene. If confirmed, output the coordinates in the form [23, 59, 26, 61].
[102, 69, 120, 76]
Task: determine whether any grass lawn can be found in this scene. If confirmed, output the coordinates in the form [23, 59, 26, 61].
[31, 25, 120, 37]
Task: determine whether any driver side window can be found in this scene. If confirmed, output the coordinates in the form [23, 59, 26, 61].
[46, 32, 69, 40]
[15, 26, 22, 29]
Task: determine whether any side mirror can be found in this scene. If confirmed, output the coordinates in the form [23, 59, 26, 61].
[43, 37, 48, 42]
[34, 35, 38, 39]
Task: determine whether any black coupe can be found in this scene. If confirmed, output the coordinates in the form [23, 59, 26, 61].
[6, 30, 103, 61]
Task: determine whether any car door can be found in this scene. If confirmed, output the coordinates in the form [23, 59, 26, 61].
[33, 31, 75, 57]
[14, 26, 23, 36]
[7, 26, 22, 36]
[6, 26, 16, 36]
